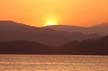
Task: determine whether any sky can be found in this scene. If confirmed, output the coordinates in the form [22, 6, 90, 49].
[0, 0, 108, 27]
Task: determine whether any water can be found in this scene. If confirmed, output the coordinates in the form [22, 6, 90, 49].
[0, 55, 108, 71]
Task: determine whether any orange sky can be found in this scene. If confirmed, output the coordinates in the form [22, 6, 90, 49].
[0, 0, 108, 27]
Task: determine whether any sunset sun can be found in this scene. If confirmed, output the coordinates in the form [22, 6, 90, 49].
[46, 19, 57, 26]
[44, 14, 59, 26]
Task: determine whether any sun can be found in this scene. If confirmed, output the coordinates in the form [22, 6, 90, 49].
[44, 14, 59, 26]
[46, 19, 57, 26]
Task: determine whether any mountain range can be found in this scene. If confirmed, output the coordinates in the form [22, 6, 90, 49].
[0, 20, 108, 54]
[45, 23, 108, 36]
[62, 36, 108, 55]
[1, 20, 107, 46]
[0, 36, 108, 55]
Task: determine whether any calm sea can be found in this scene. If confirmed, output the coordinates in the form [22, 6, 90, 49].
[0, 55, 108, 71]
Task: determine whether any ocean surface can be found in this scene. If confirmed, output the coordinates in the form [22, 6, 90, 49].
[0, 55, 108, 71]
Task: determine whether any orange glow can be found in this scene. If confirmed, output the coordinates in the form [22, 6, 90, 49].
[0, 0, 108, 27]
[44, 14, 59, 26]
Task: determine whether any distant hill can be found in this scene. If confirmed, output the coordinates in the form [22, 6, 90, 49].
[0, 21, 38, 31]
[45, 23, 108, 36]
[0, 21, 99, 46]
[0, 20, 108, 55]
[0, 40, 51, 54]
[89, 23, 108, 36]
[0, 36, 108, 55]
[62, 36, 108, 55]
[45, 25, 86, 33]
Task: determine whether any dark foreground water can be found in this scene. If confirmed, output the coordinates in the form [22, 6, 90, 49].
[0, 55, 108, 71]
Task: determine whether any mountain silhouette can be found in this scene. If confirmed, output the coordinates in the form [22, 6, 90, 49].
[0, 21, 108, 55]
[0, 21, 38, 31]
[45, 23, 108, 36]
[45, 25, 86, 32]
[0, 36, 108, 55]
[62, 36, 108, 55]
[0, 20, 99, 46]
[90, 23, 108, 36]
[0, 40, 51, 54]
